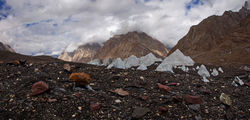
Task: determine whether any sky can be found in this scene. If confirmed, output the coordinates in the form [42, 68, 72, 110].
[0, 0, 247, 56]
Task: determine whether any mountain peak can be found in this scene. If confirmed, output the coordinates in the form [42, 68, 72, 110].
[94, 31, 169, 60]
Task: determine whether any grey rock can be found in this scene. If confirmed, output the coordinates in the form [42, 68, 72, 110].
[132, 107, 150, 119]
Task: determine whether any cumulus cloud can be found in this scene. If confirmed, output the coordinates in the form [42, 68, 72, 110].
[0, 0, 246, 55]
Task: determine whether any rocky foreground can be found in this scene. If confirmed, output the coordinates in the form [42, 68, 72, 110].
[0, 58, 250, 119]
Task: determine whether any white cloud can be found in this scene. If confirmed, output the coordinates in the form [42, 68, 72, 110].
[0, 0, 246, 55]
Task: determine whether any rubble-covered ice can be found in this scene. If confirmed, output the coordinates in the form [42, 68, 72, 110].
[198, 65, 210, 82]
[218, 67, 224, 73]
[124, 55, 140, 68]
[107, 58, 125, 69]
[88, 59, 101, 66]
[137, 64, 147, 70]
[211, 68, 219, 76]
[156, 49, 194, 72]
[102, 57, 112, 66]
[139, 53, 162, 67]
[155, 64, 173, 73]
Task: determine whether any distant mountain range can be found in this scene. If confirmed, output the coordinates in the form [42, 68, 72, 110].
[170, 2, 250, 65]
[58, 43, 101, 63]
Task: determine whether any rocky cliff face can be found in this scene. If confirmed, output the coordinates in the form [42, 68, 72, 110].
[170, 5, 250, 65]
[0, 42, 15, 52]
[58, 43, 101, 63]
[94, 31, 169, 61]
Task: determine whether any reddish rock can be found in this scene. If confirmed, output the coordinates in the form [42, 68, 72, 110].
[157, 83, 171, 92]
[13, 60, 20, 65]
[184, 94, 203, 104]
[70, 73, 91, 86]
[31, 81, 49, 95]
[158, 106, 168, 112]
[90, 103, 100, 111]
[244, 82, 250, 86]
[113, 88, 129, 96]
[141, 96, 148, 100]
[168, 83, 180, 86]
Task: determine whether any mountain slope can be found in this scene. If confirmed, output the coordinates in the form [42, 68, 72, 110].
[94, 31, 169, 60]
[170, 5, 250, 65]
[0, 42, 15, 52]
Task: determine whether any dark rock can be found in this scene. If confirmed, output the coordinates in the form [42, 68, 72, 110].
[132, 107, 150, 119]
[195, 114, 202, 120]
[188, 104, 200, 111]
[141, 96, 148, 100]
[157, 106, 168, 112]
[90, 103, 100, 111]
[31, 81, 49, 95]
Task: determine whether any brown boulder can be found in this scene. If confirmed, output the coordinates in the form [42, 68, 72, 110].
[70, 73, 91, 86]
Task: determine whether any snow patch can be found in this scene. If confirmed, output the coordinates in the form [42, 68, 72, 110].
[107, 58, 125, 69]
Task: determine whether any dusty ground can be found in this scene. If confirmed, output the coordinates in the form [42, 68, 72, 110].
[0, 51, 249, 120]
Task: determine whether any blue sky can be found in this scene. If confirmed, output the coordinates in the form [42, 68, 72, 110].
[0, 0, 246, 56]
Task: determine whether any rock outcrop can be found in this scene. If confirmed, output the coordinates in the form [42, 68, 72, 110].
[170, 5, 250, 65]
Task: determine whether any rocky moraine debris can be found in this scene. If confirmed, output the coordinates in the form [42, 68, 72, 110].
[0, 59, 249, 119]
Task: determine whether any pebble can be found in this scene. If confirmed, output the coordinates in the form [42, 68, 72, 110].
[31, 81, 49, 95]
[34, 68, 39, 72]
[48, 98, 57, 103]
[113, 88, 129, 96]
[219, 93, 232, 106]
[132, 107, 150, 119]
[115, 99, 122, 103]
[63, 64, 71, 72]
[78, 106, 82, 111]
[140, 76, 144, 80]
[188, 104, 200, 111]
